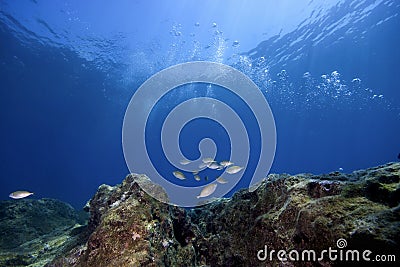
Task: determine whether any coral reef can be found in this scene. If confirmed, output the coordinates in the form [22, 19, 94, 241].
[49, 162, 399, 266]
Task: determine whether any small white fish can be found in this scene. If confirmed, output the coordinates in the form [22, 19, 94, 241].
[194, 175, 201, 181]
[208, 163, 220, 170]
[226, 166, 243, 174]
[339, 167, 344, 171]
[197, 183, 217, 198]
[220, 161, 234, 167]
[173, 171, 186, 180]
[9, 191, 34, 199]
[179, 159, 191, 165]
[202, 158, 215, 164]
[216, 177, 228, 184]
[199, 162, 209, 169]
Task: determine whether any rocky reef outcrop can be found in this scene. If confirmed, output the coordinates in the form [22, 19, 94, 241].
[47, 162, 399, 267]
[0, 198, 87, 267]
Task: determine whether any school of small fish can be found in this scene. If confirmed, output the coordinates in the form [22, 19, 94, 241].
[8, 158, 241, 202]
[172, 157, 244, 198]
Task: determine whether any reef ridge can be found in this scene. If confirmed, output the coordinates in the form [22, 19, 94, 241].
[50, 162, 400, 266]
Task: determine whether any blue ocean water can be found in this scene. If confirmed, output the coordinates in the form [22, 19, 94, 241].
[1, 0, 399, 208]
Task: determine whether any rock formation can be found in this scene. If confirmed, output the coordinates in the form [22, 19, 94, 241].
[50, 162, 399, 266]
[1, 163, 399, 266]
[0, 198, 87, 266]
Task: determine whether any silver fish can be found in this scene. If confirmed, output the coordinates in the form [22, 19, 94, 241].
[216, 177, 228, 184]
[197, 183, 217, 198]
[194, 175, 201, 181]
[9, 191, 34, 199]
[226, 166, 243, 174]
[199, 162, 209, 169]
[179, 159, 191, 165]
[173, 171, 186, 180]
[202, 157, 215, 164]
[220, 160, 234, 167]
[207, 163, 220, 169]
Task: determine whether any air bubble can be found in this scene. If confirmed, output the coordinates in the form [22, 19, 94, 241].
[331, 70, 340, 77]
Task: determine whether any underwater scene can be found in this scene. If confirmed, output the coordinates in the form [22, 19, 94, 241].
[0, 0, 399, 266]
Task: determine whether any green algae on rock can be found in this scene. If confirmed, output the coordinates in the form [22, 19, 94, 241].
[47, 163, 400, 266]
[0, 198, 79, 250]
[0, 198, 87, 267]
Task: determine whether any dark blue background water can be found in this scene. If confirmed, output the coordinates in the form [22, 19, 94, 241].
[1, 0, 399, 208]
